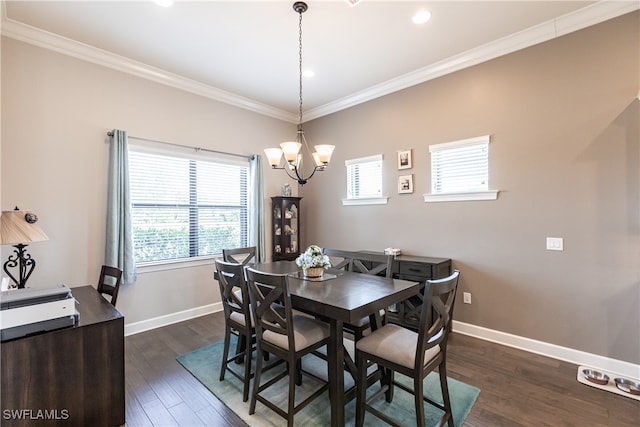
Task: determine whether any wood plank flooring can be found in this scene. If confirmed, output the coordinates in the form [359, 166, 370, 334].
[124, 312, 639, 426]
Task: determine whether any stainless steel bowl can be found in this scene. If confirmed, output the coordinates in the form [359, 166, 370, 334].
[614, 377, 640, 395]
[582, 369, 609, 385]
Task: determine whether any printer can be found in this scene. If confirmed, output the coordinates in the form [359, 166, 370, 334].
[0, 284, 78, 342]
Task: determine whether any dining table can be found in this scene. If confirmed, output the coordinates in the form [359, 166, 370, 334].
[250, 260, 421, 427]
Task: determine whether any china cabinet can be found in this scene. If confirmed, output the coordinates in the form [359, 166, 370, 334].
[271, 196, 301, 261]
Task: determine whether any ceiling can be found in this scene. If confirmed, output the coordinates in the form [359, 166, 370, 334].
[2, 1, 637, 123]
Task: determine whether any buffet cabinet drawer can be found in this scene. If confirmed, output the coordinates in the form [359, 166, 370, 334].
[399, 262, 433, 279]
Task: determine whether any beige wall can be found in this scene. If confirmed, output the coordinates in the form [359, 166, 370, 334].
[301, 12, 639, 364]
[1, 12, 638, 365]
[1, 37, 293, 324]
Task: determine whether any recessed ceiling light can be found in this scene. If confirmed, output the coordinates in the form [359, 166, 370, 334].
[303, 70, 315, 78]
[412, 10, 431, 25]
[154, 0, 174, 7]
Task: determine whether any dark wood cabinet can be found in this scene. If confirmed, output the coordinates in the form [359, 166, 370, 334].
[386, 254, 452, 330]
[1, 286, 125, 427]
[271, 196, 302, 261]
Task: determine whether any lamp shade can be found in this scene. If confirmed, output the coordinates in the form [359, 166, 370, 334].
[0, 209, 49, 245]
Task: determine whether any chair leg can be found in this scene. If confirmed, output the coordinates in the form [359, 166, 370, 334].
[355, 350, 367, 427]
[249, 344, 264, 415]
[235, 331, 246, 364]
[295, 359, 302, 386]
[242, 333, 252, 402]
[384, 369, 394, 402]
[439, 363, 454, 427]
[219, 328, 231, 381]
[287, 358, 297, 426]
[414, 373, 425, 427]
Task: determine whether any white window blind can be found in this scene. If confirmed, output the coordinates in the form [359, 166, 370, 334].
[128, 147, 249, 264]
[345, 154, 383, 199]
[430, 135, 490, 194]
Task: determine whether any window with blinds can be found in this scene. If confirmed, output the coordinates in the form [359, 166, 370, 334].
[345, 154, 383, 199]
[430, 135, 490, 194]
[128, 147, 248, 264]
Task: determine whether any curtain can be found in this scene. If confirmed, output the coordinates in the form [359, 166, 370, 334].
[106, 129, 137, 284]
[249, 154, 266, 262]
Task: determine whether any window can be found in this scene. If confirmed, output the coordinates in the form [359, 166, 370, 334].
[343, 154, 387, 205]
[425, 135, 498, 202]
[128, 146, 249, 264]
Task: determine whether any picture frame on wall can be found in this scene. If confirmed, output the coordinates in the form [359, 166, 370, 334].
[398, 174, 413, 194]
[397, 149, 412, 169]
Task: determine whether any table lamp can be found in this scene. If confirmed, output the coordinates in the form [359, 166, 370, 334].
[0, 207, 49, 289]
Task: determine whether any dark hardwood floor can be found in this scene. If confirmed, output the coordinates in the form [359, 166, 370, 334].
[124, 312, 639, 426]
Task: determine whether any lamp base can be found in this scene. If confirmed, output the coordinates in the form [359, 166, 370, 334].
[3, 244, 36, 289]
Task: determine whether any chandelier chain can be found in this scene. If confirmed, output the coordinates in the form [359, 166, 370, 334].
[298, 9, 304, 129]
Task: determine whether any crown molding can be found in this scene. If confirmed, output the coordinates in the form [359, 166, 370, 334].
[1, 1, 637, 123]
[304, 0, 639, 121]
[0, 13, 297, 123]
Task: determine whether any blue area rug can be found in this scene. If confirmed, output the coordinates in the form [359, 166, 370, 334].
[177, 338, 479, 426]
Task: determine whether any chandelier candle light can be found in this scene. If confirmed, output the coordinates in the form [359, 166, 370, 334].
[264, 2, 335, 186]
[296, 245, 331, 278]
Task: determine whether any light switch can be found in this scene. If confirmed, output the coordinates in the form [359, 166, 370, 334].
[546, 237, 564, 251]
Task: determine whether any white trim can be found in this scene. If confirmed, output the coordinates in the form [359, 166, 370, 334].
[341, 197, 389, 206]
[344, 154, 383, 166]
[305, 1, 639, 120]
[2, 1, 636, 121]
[452, 320, 640, 380]
[424, 190, 499, 202]
[124, 302, 222, 336]
[429, 135, 490, 152]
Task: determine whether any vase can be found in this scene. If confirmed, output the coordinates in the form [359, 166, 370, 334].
[303, 267, 324, 278]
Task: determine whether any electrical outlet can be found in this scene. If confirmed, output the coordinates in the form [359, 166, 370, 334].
[463, 292, 472, 304]
[546, 237, 564, 251]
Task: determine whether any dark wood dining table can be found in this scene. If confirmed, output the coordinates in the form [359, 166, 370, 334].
[250, 261, 421, 427]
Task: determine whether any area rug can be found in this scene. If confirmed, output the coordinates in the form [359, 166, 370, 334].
[177, 338, 480, 426]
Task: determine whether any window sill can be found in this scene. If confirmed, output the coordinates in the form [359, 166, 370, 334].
[342, 196, 389, 206]
[136, 255, 220, 273]
[423, 190, 499, 203]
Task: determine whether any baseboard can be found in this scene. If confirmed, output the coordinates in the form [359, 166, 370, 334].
[124, 302, 223, 336]
[453, 320, 640, 380]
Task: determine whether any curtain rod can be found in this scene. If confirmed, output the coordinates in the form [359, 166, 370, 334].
[107, 131, 253, 160]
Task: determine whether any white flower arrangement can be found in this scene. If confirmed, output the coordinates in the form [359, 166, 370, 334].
[295, 245, 331, 269]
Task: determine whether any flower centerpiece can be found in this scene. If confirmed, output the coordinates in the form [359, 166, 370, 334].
[295, 245, 331, 278]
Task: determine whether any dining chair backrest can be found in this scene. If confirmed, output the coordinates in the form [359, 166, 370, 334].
[416, 270, 460, 363]
[222, 246, 257, 266]
[97, 265, 123, 307]
[350, 252, 394, 278]
[215, 259, 252, 329]
[245, 267, 294, 350]
[322, 248, 355, 271]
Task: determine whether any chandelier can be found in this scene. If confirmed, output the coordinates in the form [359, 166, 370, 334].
[264, 1, 335, 186]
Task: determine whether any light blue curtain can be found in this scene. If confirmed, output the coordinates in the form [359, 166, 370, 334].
[249, 154, 266, 262]
[106, 129, 136, 284]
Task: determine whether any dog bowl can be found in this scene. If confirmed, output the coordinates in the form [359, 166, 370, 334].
[614, 377, 640, 395]
[582, 369, 609, 385]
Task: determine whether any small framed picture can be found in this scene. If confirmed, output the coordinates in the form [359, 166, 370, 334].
[398, 174, 413, 194]
[397, 149, 412, 170]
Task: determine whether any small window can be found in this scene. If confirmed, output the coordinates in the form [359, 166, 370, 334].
[343, 154, 387, 205]
[425, 135, 498, 202]
[128, 145, 249, 264]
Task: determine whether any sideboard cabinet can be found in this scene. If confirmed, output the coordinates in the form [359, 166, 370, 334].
[386, 254, 452, 330]
[271, 197, 302, 261]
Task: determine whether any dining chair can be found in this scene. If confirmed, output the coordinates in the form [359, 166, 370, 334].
[215, 259, 257, 402]
[97, 265, 123, 307]
[245, 267, 330, 426]
[355, 270, 460, 427]
[322, 248, 355, 271]
[346, 252, 394, 341]
[222, 246, 257, 266]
